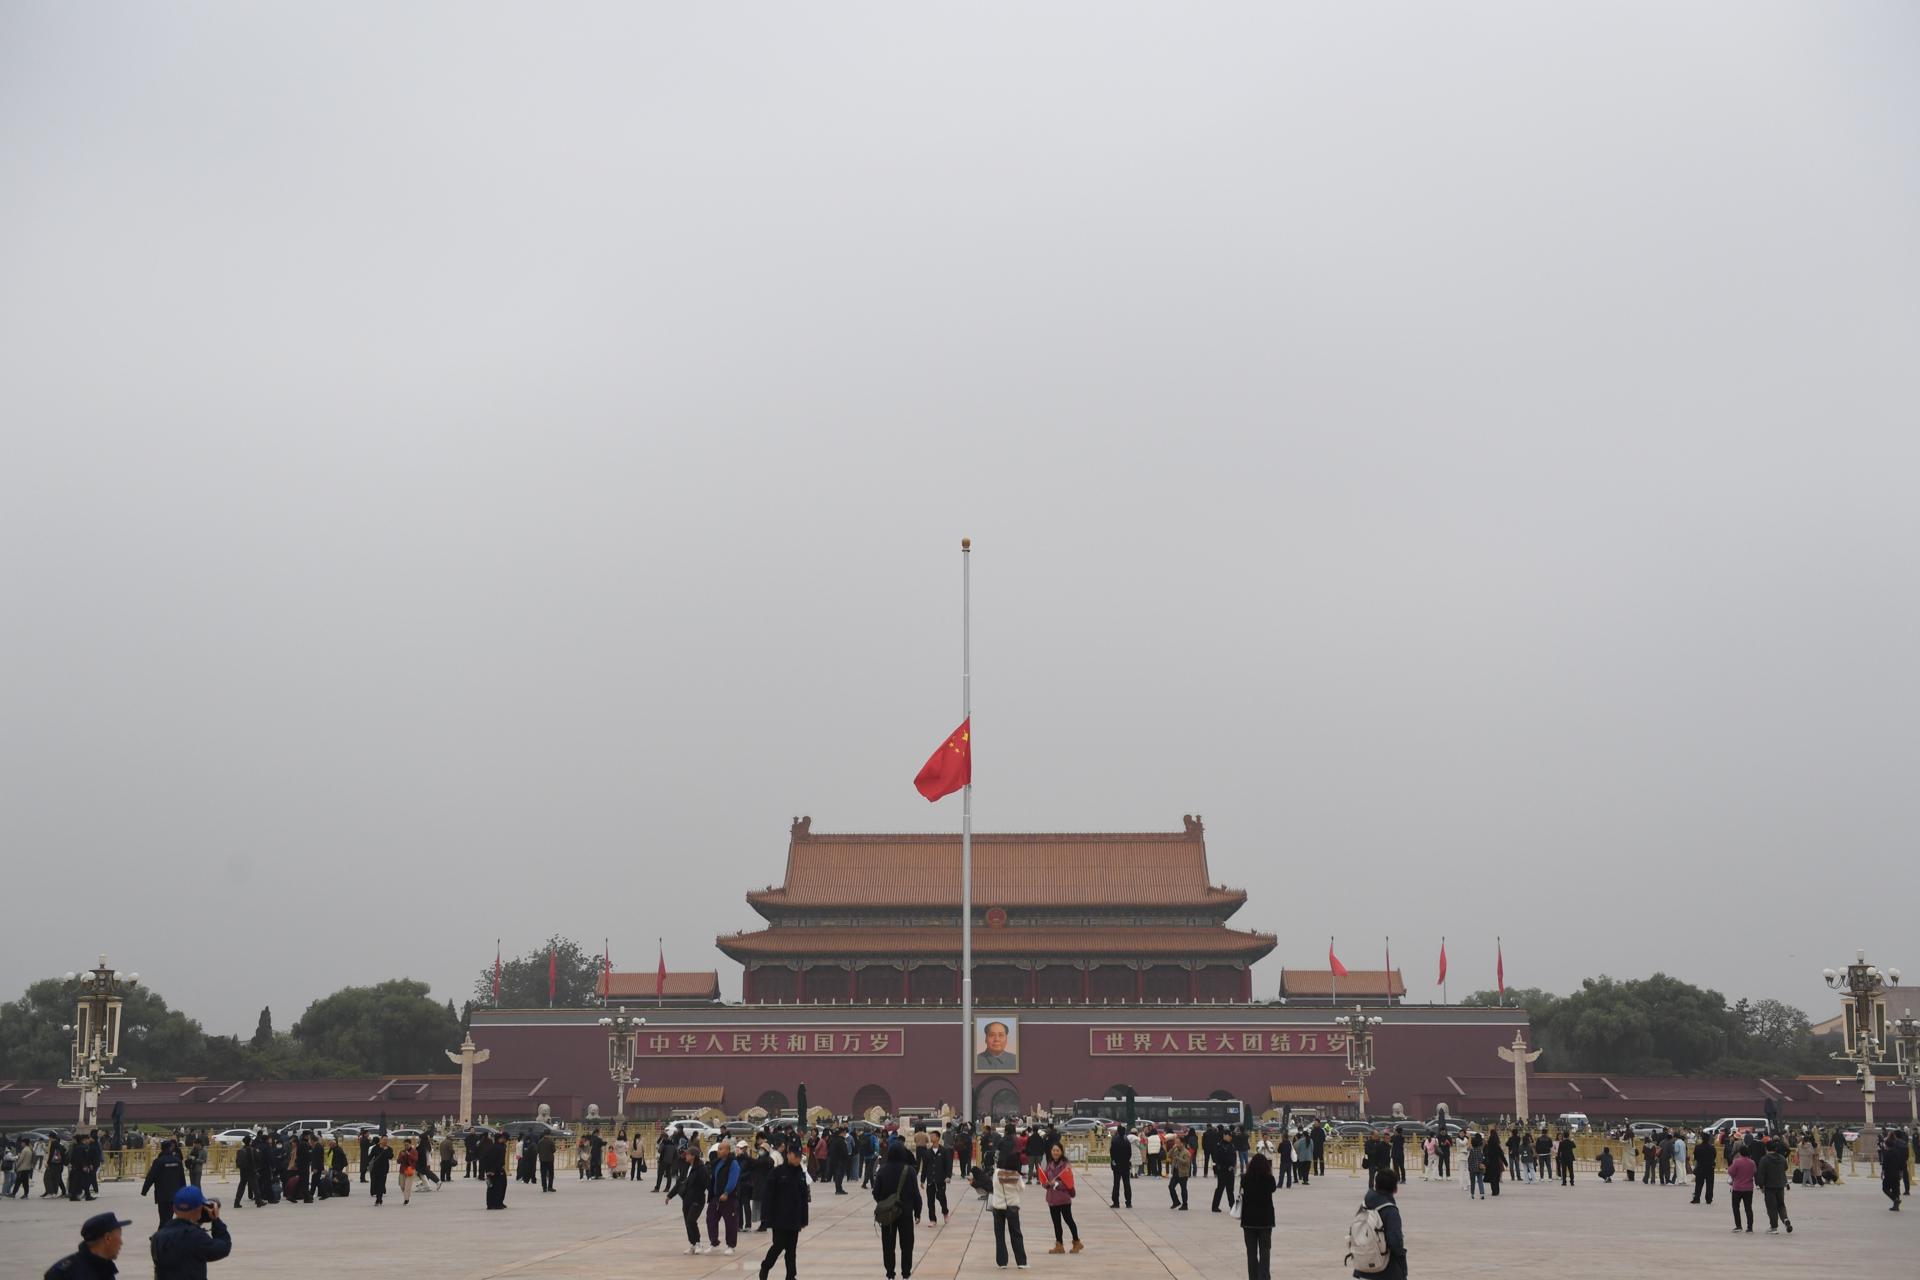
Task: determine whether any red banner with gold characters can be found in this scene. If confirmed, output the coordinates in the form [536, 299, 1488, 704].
[637, 1028, 905, 1058]
[1089, 1028, 1348, 1056]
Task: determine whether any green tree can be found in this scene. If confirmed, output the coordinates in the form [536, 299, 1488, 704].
[289, 980, 461, 1074]
[0, 977, 217, 1078]
[474, 937, 604, 1008]
[1545, 974, 1731, 1074]
[252, 1006, 274, 1048]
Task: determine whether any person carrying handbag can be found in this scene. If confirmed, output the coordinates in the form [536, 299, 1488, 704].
[988, 1148, 1029, 1268]
[1038, 1142, 1082, 1254]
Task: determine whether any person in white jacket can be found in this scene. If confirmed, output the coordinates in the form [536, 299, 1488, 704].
[989, 1148, 1029, 1269]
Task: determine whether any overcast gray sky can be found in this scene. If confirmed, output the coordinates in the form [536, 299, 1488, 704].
[3, 3, 1916, 1038]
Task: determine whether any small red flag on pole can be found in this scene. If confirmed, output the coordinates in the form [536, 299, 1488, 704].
[656, 940, 667, 1000]
[492, 940, 502, 1005]
[548, 946, 557, 1007]
[1497, 936, 1506, 999]
[913, 719, 971, 801]
[1328, 938, 1348, 978]
[1437, 938, 1448, 985]
[603, 938, 611, 1003]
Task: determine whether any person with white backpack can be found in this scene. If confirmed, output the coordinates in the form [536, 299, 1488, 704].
[1347, 1168, 1407, 1278]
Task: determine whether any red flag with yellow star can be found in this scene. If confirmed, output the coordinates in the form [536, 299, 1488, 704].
[913, 718, 971, 801]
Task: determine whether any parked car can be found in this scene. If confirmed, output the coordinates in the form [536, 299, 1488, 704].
[664, 1119, 719, 1142]
[1702, 1117, 1773, 1140]
[387, 1127, 424, 1141]
[1330, 1122, 1375, 1139]
[1059, 1117, 1104, 1135]
[501, 1121, 572, 1140]
[278, 1119, 335, 1139]
[211, 1129, 256, 1146]
[722, 1121, 761, 1138]
[328, 1123, 383, 1141]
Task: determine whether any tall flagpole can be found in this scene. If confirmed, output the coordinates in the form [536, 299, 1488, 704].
[960, 537, 973, 1122]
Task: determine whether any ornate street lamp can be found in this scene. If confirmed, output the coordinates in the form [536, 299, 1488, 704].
[1822, 950, 1899, 1157]
[57, 956, 140, 1128]
[1890, 1008, 1920, 1125]
[1335, 1006, 1384, 1120]
[597, 1007, 644, 1128]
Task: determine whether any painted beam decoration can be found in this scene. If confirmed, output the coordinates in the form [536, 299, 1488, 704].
[638, 1028, 905, 1058]
[1090, 1028, 1348, 1056]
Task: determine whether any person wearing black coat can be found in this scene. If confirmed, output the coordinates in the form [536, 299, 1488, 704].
[1239, 1153, 1277, 1280]
[140, 1142, 188, 1229]
[480, 1135, 508, 1210]
[464, 1131, 480, 1179]
[1880, 1130, 1908, 1210]
[1690, 1134, 1716, 1203]
[1483, 1129, 1506, 1196]
[872, 1143, 922, 1280]
[231, 1142, 253, 1210]
[918, 1134, 950, 1223]
[667, 1148, 710, 1252]
[759, 1147, 810, 1280]
[1108, 1126, 1134, 1208]
[365, 1138, 393, 1206]
[1557, 1135, 1577, 1186]
[1311, 1122, 1327, 1177]
[1210, 1134, 1237, 1212]
[357, 1131, 371, 1184]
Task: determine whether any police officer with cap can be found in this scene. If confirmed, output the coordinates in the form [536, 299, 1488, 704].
[150, 1186, 231, 1280]
[45, 1211, 131, 1279]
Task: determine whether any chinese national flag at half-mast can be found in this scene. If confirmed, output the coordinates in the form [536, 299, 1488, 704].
[913, 718, 971, 801]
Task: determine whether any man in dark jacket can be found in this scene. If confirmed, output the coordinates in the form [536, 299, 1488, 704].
[480, 1134, 508, 1210]
[668, 1147, 710, 1253]
[1882, 1129, 1909, 1210]
[140, 1141, 188, 1229]
[1311, 1121, 1327, 1177]
[872, 1143, 922, 1280]
[43, 1210, 130, 1280]
[357, 1131, 371, 1183]
[919, 1133, 950, 1224]
[231, 1141, 252, 1210]
[537, 1132, 557, 1192]
[1690, 1133, 1717, 1204]
[759, 1146, 809, 1280]
[1355, 1170, 1406, 1280]
[1209, 1132, 1236, 1212]
[464, 1130, 480, 1179]
[1757, 1141, 1792, 1232]
[1109, 1125, 1133, 1208]
[150, 1187, 231, 1280]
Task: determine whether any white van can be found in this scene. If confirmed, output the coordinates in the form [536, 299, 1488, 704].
[1702, 1116, 1771, 1139]
[1556, 1112, 1591, 1132]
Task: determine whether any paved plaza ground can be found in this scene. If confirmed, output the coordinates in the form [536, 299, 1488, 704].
[2, 1163, 1911, 1278]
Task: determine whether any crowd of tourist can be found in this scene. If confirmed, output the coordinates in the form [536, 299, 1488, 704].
[17, 1113, 1919, 1279]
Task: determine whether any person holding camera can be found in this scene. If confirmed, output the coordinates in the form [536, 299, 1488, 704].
[150, 1186, 230, 1280]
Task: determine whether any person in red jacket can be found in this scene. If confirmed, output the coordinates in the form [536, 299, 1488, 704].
[1038, 1142, 1082, 1254]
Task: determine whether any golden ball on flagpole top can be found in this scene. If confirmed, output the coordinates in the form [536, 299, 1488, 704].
[961, 537, 971, 550]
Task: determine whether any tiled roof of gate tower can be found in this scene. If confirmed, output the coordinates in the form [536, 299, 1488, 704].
[747, 815, 1247, 915]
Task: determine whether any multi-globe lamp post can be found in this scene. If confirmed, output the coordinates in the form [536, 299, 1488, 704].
[1822, 949, 1899, 1157]
[57, 956, 140, 1127]
[1335, 1006, 1384, 1121]
[598, 1006, 645, 1129]
[1891, 1007, 1920, 1124]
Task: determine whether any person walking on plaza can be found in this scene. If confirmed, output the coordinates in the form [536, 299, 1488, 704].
[656, 1130, 676, 1191]
[1293, 1129, 1312, 1187]
[439, 1134, 456, 1186]
[1210, 1128, 1237, 1212]
[872, 1141, 922, 1279]
[1756, 1140, 1791, 1232]
[1391, 1128, 1408, 1183]
[1727, 1144, 1756, 1231]
[537, 1131, 557, 1193]
[42, 1137, 66, 1199]
[1690, 1131, 1715, 1204]
[1240, 1152, 1277, 1280]
[1038, 1141, 1082, 1254]
[1353, 1169, 1408, 1280]
[919, 1131, 950, 1224]
[707, 1141, 745, 1256]
[140, 1140, 188, 1230]
[357, 1130, 371, 1184]
[668, 1147, 710, 1253]
[1311, 1121, 1327, 1177]
[1145, 1127, 1163, 1178]
[1167, 1134, 1192, 1209]
[367, 1136, 393, 1207]
[989, 1144, 1029, 1270]
[1108, 1124, 1133, 1209]
[1882, 1129, 1909, 1210]
[759, 1145, 810, 1280]
[1436, 1128, 1453, 1180]
[481, 1133, 508, 1210]
[398, 1140, 421, 1205]
[1557, 1133, 1576, 1186]
[1465, 1134, 1486, 1199]
[13, 1134, 38, 1200]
